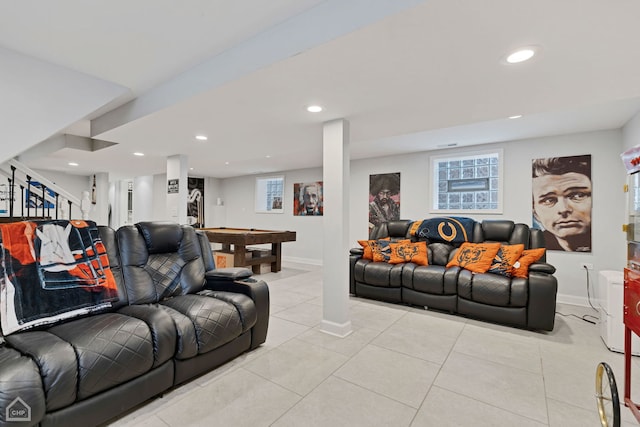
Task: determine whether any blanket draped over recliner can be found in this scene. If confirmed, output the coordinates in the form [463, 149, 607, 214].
[0, 220, 118, 335]
[409, 217, 475, 243]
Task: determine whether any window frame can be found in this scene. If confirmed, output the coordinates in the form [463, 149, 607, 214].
[429, 149, 504, 215]
[255, 175, 284, 214]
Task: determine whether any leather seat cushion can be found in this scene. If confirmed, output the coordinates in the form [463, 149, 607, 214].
[198, 290, 257, 333]
[48, 313, 154, 400]
[404, 265, 445, 294]
[354, 259, 402, 287]
[161, 295, 243, 354]
[458, 274, 527, 307]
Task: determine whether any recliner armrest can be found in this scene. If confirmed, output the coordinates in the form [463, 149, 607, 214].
[206, 267, 253, 281]
[527, 272, 557, 331]
[203, 274, 269, 348]
[350, 247, 364, 256]
[528, 262, 556, 275]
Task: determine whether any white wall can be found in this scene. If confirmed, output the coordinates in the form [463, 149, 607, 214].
[221, 167, 323, 264]
[132, 176, 153, 223]
[33, 169, 90, 200]
[205, 176, 225, 227]
[32, 169, 90, 220]
[221, 129, 627, 305]
[623, 111, 640, 151]
[152, 173, 168, 221]
[500, 130, 626, 306]
[149, 173, 224, 226]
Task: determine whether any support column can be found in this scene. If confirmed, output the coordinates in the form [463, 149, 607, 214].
[320, 119, 352, 337]
[166, 155, 188, 224]
[132, 176, 153, 223]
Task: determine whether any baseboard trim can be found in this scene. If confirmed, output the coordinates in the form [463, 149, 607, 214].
[556, 293, 597, 307]
[319, 319, 353, 338]
[282, 256, 322, 266]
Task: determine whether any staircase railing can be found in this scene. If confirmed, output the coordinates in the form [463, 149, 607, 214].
[0, 159, 82, 221]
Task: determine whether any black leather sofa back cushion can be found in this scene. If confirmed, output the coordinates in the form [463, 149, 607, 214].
[387, 220, 413, 239]
[474, 220, 530, 246]
[117, 224, 206, 304]
[137, 221, 182, 254]
[529, 228, 547, 261]
[98, 225, 128, 308]
[369, 219, 413, 240]
[429, 242, 455, 266]
[196, 230, 216, 271]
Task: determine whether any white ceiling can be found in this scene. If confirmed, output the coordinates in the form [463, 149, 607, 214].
[2, 0, 640, 180]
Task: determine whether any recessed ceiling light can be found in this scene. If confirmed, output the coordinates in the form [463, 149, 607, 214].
[195, 135, 208, 141]
[133, 152, 144, 156]
[189, 167, 194, 170]
[505, 47, 537, 64]
[224, 161, 229, 165]
[265, 155, 271, 158]
[68, 162, 79, 166]
[307, 105, 323, 113]
[508, 115, 523, 119]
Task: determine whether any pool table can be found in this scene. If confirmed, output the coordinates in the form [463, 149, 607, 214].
[201, 227, 296, 273]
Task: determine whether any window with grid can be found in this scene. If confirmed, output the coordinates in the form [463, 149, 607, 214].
[431, 150, 503, 214]
[255, 176, 284, 213]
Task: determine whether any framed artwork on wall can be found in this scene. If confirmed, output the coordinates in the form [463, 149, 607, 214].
[532, 154, 592, 252]
[187, 177, 205, 228]
[293, 182, 323, 216]
[255, 176, 284, 214]
[369, 172, 400, 233]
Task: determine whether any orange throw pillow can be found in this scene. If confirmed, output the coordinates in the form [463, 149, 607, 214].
[372, 240, 393, 262]
[488, 244, 525, 277]
[512, 248, 546, 278]
[446, 242, 501, 273]
[358, 238, 390, 260]
[388, 241, 428, 266]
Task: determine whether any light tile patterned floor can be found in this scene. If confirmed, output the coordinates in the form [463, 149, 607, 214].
[109, 263, 640, 427]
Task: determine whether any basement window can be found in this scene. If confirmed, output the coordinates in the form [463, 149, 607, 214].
[430, 149, 503, 214]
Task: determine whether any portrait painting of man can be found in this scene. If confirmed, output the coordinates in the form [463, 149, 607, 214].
[532, 155, 592, 252]
[293, 182, 323, 216]
[187, 177, 205, 228]
[369, 172, 401, 233]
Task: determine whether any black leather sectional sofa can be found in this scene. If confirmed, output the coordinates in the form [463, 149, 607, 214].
[0, 221, 269, 427]
[349, 219, 557, 331]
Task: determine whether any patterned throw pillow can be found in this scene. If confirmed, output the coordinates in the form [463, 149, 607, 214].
[388, 241, 428, 266]
[446, 242, 501, 273]
[358, 238, 390, 260]
[372, 240, 393, 262]
[512, 248, 546, 278]
[487, 244, 525, 277]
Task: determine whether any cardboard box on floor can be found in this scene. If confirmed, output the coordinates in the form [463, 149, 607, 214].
[255, 263, 271, 274]
[213, 251, 251, 269]
[250, 249, 272, 274]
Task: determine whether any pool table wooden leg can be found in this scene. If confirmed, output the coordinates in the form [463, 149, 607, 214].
[272, 243, 282, 272]
[233, 244, 247, 268]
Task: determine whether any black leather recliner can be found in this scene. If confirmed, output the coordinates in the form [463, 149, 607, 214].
[350, 219, 557, 331]
[0, 221, 269, 427]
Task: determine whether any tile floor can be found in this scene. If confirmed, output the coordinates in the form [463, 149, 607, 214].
[109, 263, 640, 427]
